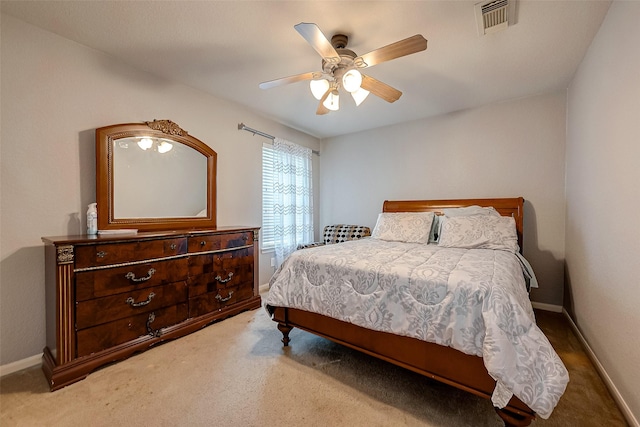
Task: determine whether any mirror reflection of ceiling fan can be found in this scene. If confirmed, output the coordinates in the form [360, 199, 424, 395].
[259, 23, 428, 115]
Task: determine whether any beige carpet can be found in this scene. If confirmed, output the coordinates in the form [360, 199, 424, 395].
[0, 304, 628, 427]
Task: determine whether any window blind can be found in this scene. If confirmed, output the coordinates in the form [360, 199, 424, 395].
[261, 143, 276, 251]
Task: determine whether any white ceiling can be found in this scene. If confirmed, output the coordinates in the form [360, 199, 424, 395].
[1, 1, 611, 139]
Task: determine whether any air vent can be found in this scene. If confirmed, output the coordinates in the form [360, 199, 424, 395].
[475, 0, 516, 36]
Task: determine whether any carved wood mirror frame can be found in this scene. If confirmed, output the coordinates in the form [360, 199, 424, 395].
[96, 120, 217, 232]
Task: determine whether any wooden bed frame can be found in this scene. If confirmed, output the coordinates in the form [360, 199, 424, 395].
[269, 197, 535, 426]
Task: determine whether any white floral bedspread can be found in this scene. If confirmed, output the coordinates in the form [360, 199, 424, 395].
[266, 238, 568, 419]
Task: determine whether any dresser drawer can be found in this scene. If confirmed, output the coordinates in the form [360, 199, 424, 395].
[76, 258, 189, 301]
[75, 237, 187, 269]
[76, 281, 188, 330]
[188, 280, 254, 319]
[76, 303, 188, 357]
[188, 247, 253, 297]
[187, 231, 253, 253]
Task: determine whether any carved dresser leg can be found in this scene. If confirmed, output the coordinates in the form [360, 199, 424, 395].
[277, 323, 292, 346]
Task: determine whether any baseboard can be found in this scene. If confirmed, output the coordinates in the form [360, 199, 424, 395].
[562, 309, 639, 427]
[0, 354, 41, 378]
[259, 283, 269, 294]
[531, 301, 563, 312]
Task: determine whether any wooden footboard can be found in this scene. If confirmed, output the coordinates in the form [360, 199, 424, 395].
[270, 306, 535, 427]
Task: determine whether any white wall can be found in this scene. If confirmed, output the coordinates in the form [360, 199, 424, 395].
[319, 91, 567, 306]
[0, 15, 319, 365]
[565, 1, 640, 421]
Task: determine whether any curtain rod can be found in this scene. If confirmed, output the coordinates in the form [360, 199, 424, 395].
[238, 123, 319, 155]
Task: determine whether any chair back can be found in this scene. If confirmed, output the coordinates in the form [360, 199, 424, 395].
[322, 224, 371, 244]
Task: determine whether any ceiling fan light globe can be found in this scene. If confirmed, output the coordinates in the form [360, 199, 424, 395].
[310, 79, 330, 100]
[342, 69, 363, 93]
[351, 88, 370, 106]
[323, 90, 340, 111]
[137, 137, 153, 150]
[157, 141, 173, 154]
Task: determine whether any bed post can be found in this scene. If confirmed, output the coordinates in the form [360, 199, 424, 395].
[277, 323, 292, 346]
[271, 306, 292, 346]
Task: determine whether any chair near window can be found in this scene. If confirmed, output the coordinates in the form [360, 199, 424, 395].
[297, 224, 371, 250]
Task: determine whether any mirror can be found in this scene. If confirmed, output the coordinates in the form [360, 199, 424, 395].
[96, 120, 216, 231]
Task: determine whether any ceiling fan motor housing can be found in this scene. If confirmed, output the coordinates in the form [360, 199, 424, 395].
[331, 34, 349, 49]
[322, 34, 359, 79]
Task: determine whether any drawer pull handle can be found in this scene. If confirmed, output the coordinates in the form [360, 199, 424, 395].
[97, 251, 107, 258]
[125, 268, 156, 282]
[126, 292, 156, 307]
[170, 244, 177, 250]
[200, 241, 206, 246]
[215, 272, 234, 283]
[146, 312, 161, 337]
[215, 291, 234, 303]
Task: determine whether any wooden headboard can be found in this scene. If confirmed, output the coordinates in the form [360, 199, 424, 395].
[382, 197, 525, 251]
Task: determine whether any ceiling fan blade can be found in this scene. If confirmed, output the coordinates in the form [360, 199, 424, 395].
[294, 23, 341, 65]
[356, 35, 427, 68]
[316, 89, 331, 115]
[360, 74, 402, 103]
[259, 71, 322, 90]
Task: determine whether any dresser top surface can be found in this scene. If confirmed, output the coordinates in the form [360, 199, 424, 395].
[42, 226, 259, 245]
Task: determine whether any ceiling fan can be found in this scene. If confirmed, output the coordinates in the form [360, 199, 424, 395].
[259, 23, 428, 115]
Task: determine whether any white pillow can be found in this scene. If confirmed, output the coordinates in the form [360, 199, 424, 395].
[442, 205, 501, 217]
[437, 215, 518, 252]
[437, 206, 502, 244]
[371, 212, 435, 244]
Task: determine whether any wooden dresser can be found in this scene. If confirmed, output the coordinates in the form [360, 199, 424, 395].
[42, 226, 260, 391]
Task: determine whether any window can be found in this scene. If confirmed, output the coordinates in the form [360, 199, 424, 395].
[262, 138, 313, 266]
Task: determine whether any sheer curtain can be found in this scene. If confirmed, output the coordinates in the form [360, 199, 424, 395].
[272, 137, 313, 267]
